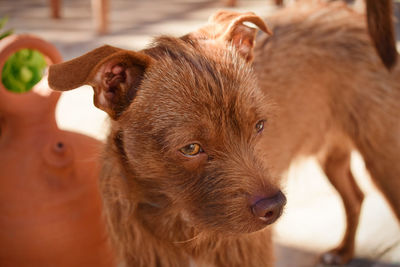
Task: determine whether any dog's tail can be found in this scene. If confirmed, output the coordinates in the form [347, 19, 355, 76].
[366, 0, 398, 70]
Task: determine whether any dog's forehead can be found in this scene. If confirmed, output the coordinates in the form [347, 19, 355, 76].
[141, 37, 262, 120]
[126, 36, 265, 144]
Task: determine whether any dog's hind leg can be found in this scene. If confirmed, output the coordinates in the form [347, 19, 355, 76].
[320, 147, 364, 265]
[355, 132, 400, 224]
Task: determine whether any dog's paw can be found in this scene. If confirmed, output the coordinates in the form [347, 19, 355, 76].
[320, 249, 352, 266]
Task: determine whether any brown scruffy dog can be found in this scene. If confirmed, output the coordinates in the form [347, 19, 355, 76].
[48, 0, 399, 266]
[49, 11, 282, 267]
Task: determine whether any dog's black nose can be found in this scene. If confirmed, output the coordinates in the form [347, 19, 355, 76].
[251, 191, 286, 224]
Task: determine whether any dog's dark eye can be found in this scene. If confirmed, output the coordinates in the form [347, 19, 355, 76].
[180, 143, 203, 156]
[255, 120, 265, 133]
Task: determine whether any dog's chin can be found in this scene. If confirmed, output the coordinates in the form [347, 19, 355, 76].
[186, 214, 274, 236]
[227, 219, 273, 235]
[193, 221, 270, 240]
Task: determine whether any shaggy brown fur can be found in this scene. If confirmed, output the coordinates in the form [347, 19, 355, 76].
[49, 12, 279, 267]
[97, 38, 279, 266]
[252, 1, 400, 264]
[47, 0, 400, 266]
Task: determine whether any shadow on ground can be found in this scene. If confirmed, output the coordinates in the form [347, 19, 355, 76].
[276, 244, 400, 267]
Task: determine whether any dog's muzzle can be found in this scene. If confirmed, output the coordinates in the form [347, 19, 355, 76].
[251, 191, 286, 225]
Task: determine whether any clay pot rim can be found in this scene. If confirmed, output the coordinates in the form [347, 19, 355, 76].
[0, 34, 62, 97]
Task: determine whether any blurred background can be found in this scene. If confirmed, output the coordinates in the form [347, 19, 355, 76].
[1, 0, 400, 266]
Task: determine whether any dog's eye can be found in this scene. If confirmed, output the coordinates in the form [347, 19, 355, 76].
[255, 120, 265, 133]
[180, 143, 203, 156]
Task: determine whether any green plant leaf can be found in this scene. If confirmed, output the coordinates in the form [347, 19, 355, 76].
[19, 66, 33, 83]
[0, 17, 8, 30]
[0, 16, 13, 40]
[2, 49, 47, 93]
[0, 29, 13, 40]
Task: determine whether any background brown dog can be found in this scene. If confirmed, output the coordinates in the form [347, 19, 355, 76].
[252, 0, 399, 264]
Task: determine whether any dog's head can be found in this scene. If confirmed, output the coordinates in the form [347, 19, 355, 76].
[48, 11, 285, 235]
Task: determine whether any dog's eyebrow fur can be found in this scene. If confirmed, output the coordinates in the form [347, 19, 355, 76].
[143, 36, 228, 95]
[144, 36, 258, 105]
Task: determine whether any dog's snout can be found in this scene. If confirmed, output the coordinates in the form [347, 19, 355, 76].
[251, 191, 286, 225]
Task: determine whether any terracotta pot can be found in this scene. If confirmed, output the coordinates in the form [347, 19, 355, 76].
[0, 35, 115, 267]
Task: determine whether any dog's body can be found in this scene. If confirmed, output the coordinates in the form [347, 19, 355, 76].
[253, 1, 400, 263]
[48, 1, 399, 266]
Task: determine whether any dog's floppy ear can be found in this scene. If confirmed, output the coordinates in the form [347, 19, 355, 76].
[193, 11, 272, 62]
[48, 45, 152, 119]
